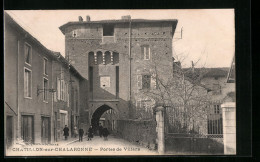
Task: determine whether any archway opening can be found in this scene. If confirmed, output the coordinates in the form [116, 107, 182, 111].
[91, 104, 118, 134]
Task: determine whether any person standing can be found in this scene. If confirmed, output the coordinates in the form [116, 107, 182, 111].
[73, 125, 78, 138]
[78, 127, 84, 142]
[102, 127, 109, 141]
[87, 125, 94, 141]
[63, 125, 69, 140]
[98, 123, 103, 138]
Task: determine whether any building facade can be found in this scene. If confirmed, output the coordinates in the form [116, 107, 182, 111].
[51, 52, 87, 141]
[4, 13, 87, 148]
[59, 15, 178, 130]
[182, 67, 235, 137]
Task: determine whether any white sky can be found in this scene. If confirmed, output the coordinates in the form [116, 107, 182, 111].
[6, 9, 235, 68]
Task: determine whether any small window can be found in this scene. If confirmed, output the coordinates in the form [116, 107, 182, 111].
[103, 24, 114, 36]
[137, 74, 156, 90]
[43, 58, 48, 75]
[214, 105, 220, 114]
[24, 68, 32, 98]
[142, 75, 151, 89]
[43, 78, 48, 101]
[25, 43, 32, 65]
[72, 30, 78, 37]
[142, 46, 150, 60]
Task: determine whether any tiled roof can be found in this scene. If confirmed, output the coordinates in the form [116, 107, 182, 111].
[183, 68, 229, 79]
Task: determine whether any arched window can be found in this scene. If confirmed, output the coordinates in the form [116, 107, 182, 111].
[88, 52, 94, 65]
[97, 51, 103, 65]
[105, 51, 111, 64]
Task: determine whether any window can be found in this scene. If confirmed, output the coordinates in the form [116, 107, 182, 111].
[142, 75, 151, 89]
[72, 30, 78, 37]
[63, 81, 67, 101]
[141, 45, 150, 60]
[214, 105, 220, 114]
[67, 84, 69, 107]
[24, 68, 32, 98]
[103, 24, 114, 36]
[137, 74, 157, 90]
[61, 80, 64, 101]
[25, 43, 32, 65]
[43, 78, 48, 101]
[43, 58, 48, 75]
[57, 77, 61, 100]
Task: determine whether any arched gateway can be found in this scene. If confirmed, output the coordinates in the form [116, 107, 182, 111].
[90, 104, 119, 133]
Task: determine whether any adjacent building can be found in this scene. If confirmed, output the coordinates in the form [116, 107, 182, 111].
[181, 66, 235, 137]
[4, 13, 87, 149]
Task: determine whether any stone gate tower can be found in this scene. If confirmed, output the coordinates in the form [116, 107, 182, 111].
[59, 15, 178, 130]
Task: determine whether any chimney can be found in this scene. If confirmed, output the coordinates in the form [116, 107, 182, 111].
[121, 15, 131, 20]
[191, 61, 195, 73]
[176, 61, 182, 68]
[78, 16, 83, 22]
[86, 15, 91, 22]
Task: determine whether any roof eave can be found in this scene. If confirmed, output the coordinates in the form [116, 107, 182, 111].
[59, 19, 178, 35]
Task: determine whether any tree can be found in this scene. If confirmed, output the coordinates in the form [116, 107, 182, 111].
[135, 51, 212, 135]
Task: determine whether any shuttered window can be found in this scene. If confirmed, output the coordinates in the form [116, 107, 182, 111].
[24, 68, 32, 98]
[141, 45, 150, 60]
[67, 84, 69, 107]
[43, 78, 48, 101]
[57, 78, 60, 100]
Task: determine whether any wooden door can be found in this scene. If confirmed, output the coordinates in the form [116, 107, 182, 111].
[21, 116, 34, 143]
[41, 117, 50, 144]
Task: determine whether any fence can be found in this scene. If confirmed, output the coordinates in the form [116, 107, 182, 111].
[164, 103, 224, 154]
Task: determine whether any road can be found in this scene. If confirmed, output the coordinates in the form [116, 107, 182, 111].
[67, 135, 158, 155]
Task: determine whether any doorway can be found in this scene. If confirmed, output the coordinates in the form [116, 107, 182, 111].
[21, 115, 34, 144]
[41, 117, 51, 144]
[6, 116, 13, 149]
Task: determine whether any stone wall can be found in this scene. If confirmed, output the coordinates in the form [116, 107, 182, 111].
[165, 136, 224, 154]
[117, 119, 157, 150]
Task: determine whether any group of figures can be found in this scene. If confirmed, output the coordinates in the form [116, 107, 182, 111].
[63, 123, 109, 142]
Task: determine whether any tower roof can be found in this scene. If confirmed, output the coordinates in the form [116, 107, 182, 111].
[59, 18, 178, 35]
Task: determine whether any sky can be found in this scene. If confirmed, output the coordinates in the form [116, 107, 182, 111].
[6, 9, 235, 68]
